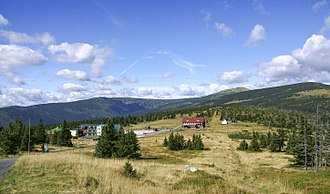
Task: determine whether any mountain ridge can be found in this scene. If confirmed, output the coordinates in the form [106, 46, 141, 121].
[0, 82, 329, 127]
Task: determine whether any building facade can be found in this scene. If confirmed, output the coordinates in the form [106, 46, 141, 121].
[182, 117, 205, 129]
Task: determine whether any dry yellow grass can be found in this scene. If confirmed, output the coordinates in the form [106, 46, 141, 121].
[1, 116, 320, 194]
[125, 117, 182, 130]
[293, 89, 330, 98]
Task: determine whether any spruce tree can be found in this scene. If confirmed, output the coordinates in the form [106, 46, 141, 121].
[94, 123, 117, 158]
[33, 119, 47, 144]
[57, 128, 73, 147]
[192, 134, 204, 150]
[115, 131, 140, 159]
[259, 134, 268, 148]
[163, 137, 168, 147]
[249, 132, 261, 152]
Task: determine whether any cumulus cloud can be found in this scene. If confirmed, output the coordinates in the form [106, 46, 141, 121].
[257, 34, 330, 85]
[0, 14, 9, 26]
[219, 71, 249, 84]
[173, 59, 205, 74]
[258, 55, 302, 82]
[48, 42, 112, 77]
[215, 22, 234, 37]
[293, 34, 330, 72]
[136, 87, 153, 97]
[312, 0, 327, 12]
[320, 16, 330, 34]
[61, 83, 86, 92]
[253, 0, 269, 15]
[0, 30, 55, 46]
[245, 24, 266, 47]
[0, 44, 47, 85]
[56, 69, 90, 81]
[175, 84, 205, 96]
[105, 75, 121, 84]
[0, 88, 58, 107]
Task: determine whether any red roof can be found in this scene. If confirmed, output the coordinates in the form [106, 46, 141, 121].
[182, 117, 205, 123]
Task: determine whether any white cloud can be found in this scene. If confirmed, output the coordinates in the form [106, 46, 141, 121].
[48, 42, 112, 77]
[173, 59, 205, 74]
[257, 34, 330, 85]
[0, 88, 58, 107]
[258, 55, 302, 82]
[11, 77, 26, 86]
[293, 34, 330, 72]
[219, 71, 249, 84]
[245, 24, 266, 47]
[0, 45, 47, 85]
[253, 0, 269, 15]
[320, 16, 330, 34]
[0, 14, 9, 26]
[0, 30, 55, 46]
[312, 0, 327, 12]
[56, 69, 90, 81]
[207, 83, 229, 94]
[123, 75, 139, 83]
[215, 22, 234, 37]
[61, 83, 86, 92]
[136, 87, 153, 97]
[105, 75, 121, 84]
[162, 71, 175, 79]
[175, 84, 205, 96]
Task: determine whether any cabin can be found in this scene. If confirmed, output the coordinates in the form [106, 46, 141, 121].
[182, 117, 205, 129]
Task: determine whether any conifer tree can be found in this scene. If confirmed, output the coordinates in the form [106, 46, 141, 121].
[249, 132, 261, 151]
[94, 123, 117, 158]
[115, 131, 140, 159]
[33, 119, 47, 144]
[238, 140, 249, 151]
[163, 137, 168, 147]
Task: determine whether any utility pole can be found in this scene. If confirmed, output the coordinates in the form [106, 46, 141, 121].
[304, 117, 307, 171]
[314, 107, 319, 174]
[28, 118, 31, 155]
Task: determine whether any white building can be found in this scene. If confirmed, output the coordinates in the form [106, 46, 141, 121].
[96, 124, 105, 136]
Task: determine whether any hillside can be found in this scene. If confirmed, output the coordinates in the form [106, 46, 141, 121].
[0, 82, 329, 126]
[1, 119, 329, 193]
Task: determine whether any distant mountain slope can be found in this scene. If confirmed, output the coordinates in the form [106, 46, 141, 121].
[0, 82, 329, 127]
[200, 82, 330, 113]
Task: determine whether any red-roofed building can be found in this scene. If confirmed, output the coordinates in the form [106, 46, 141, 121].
[182, 117, 205, 129]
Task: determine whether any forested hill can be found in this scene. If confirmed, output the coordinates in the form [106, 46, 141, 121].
[0, 82, 329, 126]
[199, 82, 330, 113]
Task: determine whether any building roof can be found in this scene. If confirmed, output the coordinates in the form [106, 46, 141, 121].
[51, 126, 62, 131]
[79, 124, 99, 127]
[182, 117, 205, 123]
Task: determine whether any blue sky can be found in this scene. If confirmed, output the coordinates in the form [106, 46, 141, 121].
[1, 0, 330, 107]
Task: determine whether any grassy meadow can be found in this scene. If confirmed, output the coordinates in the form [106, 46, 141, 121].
[1, 116, 329, 194]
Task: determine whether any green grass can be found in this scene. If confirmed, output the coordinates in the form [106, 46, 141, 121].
[0, 160, 77, 194]
[257, 168, 330, 194]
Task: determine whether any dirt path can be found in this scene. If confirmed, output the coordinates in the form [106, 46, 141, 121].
[0, 157, 17, 182]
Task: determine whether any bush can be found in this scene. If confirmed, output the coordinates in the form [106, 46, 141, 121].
[121, 162, 139, 179]
[237, 140, 248, 151]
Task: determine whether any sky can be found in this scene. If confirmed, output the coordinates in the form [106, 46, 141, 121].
[1, 0, 330, 108]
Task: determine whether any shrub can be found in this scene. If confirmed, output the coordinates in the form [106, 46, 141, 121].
[121, 162, 139, 179]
